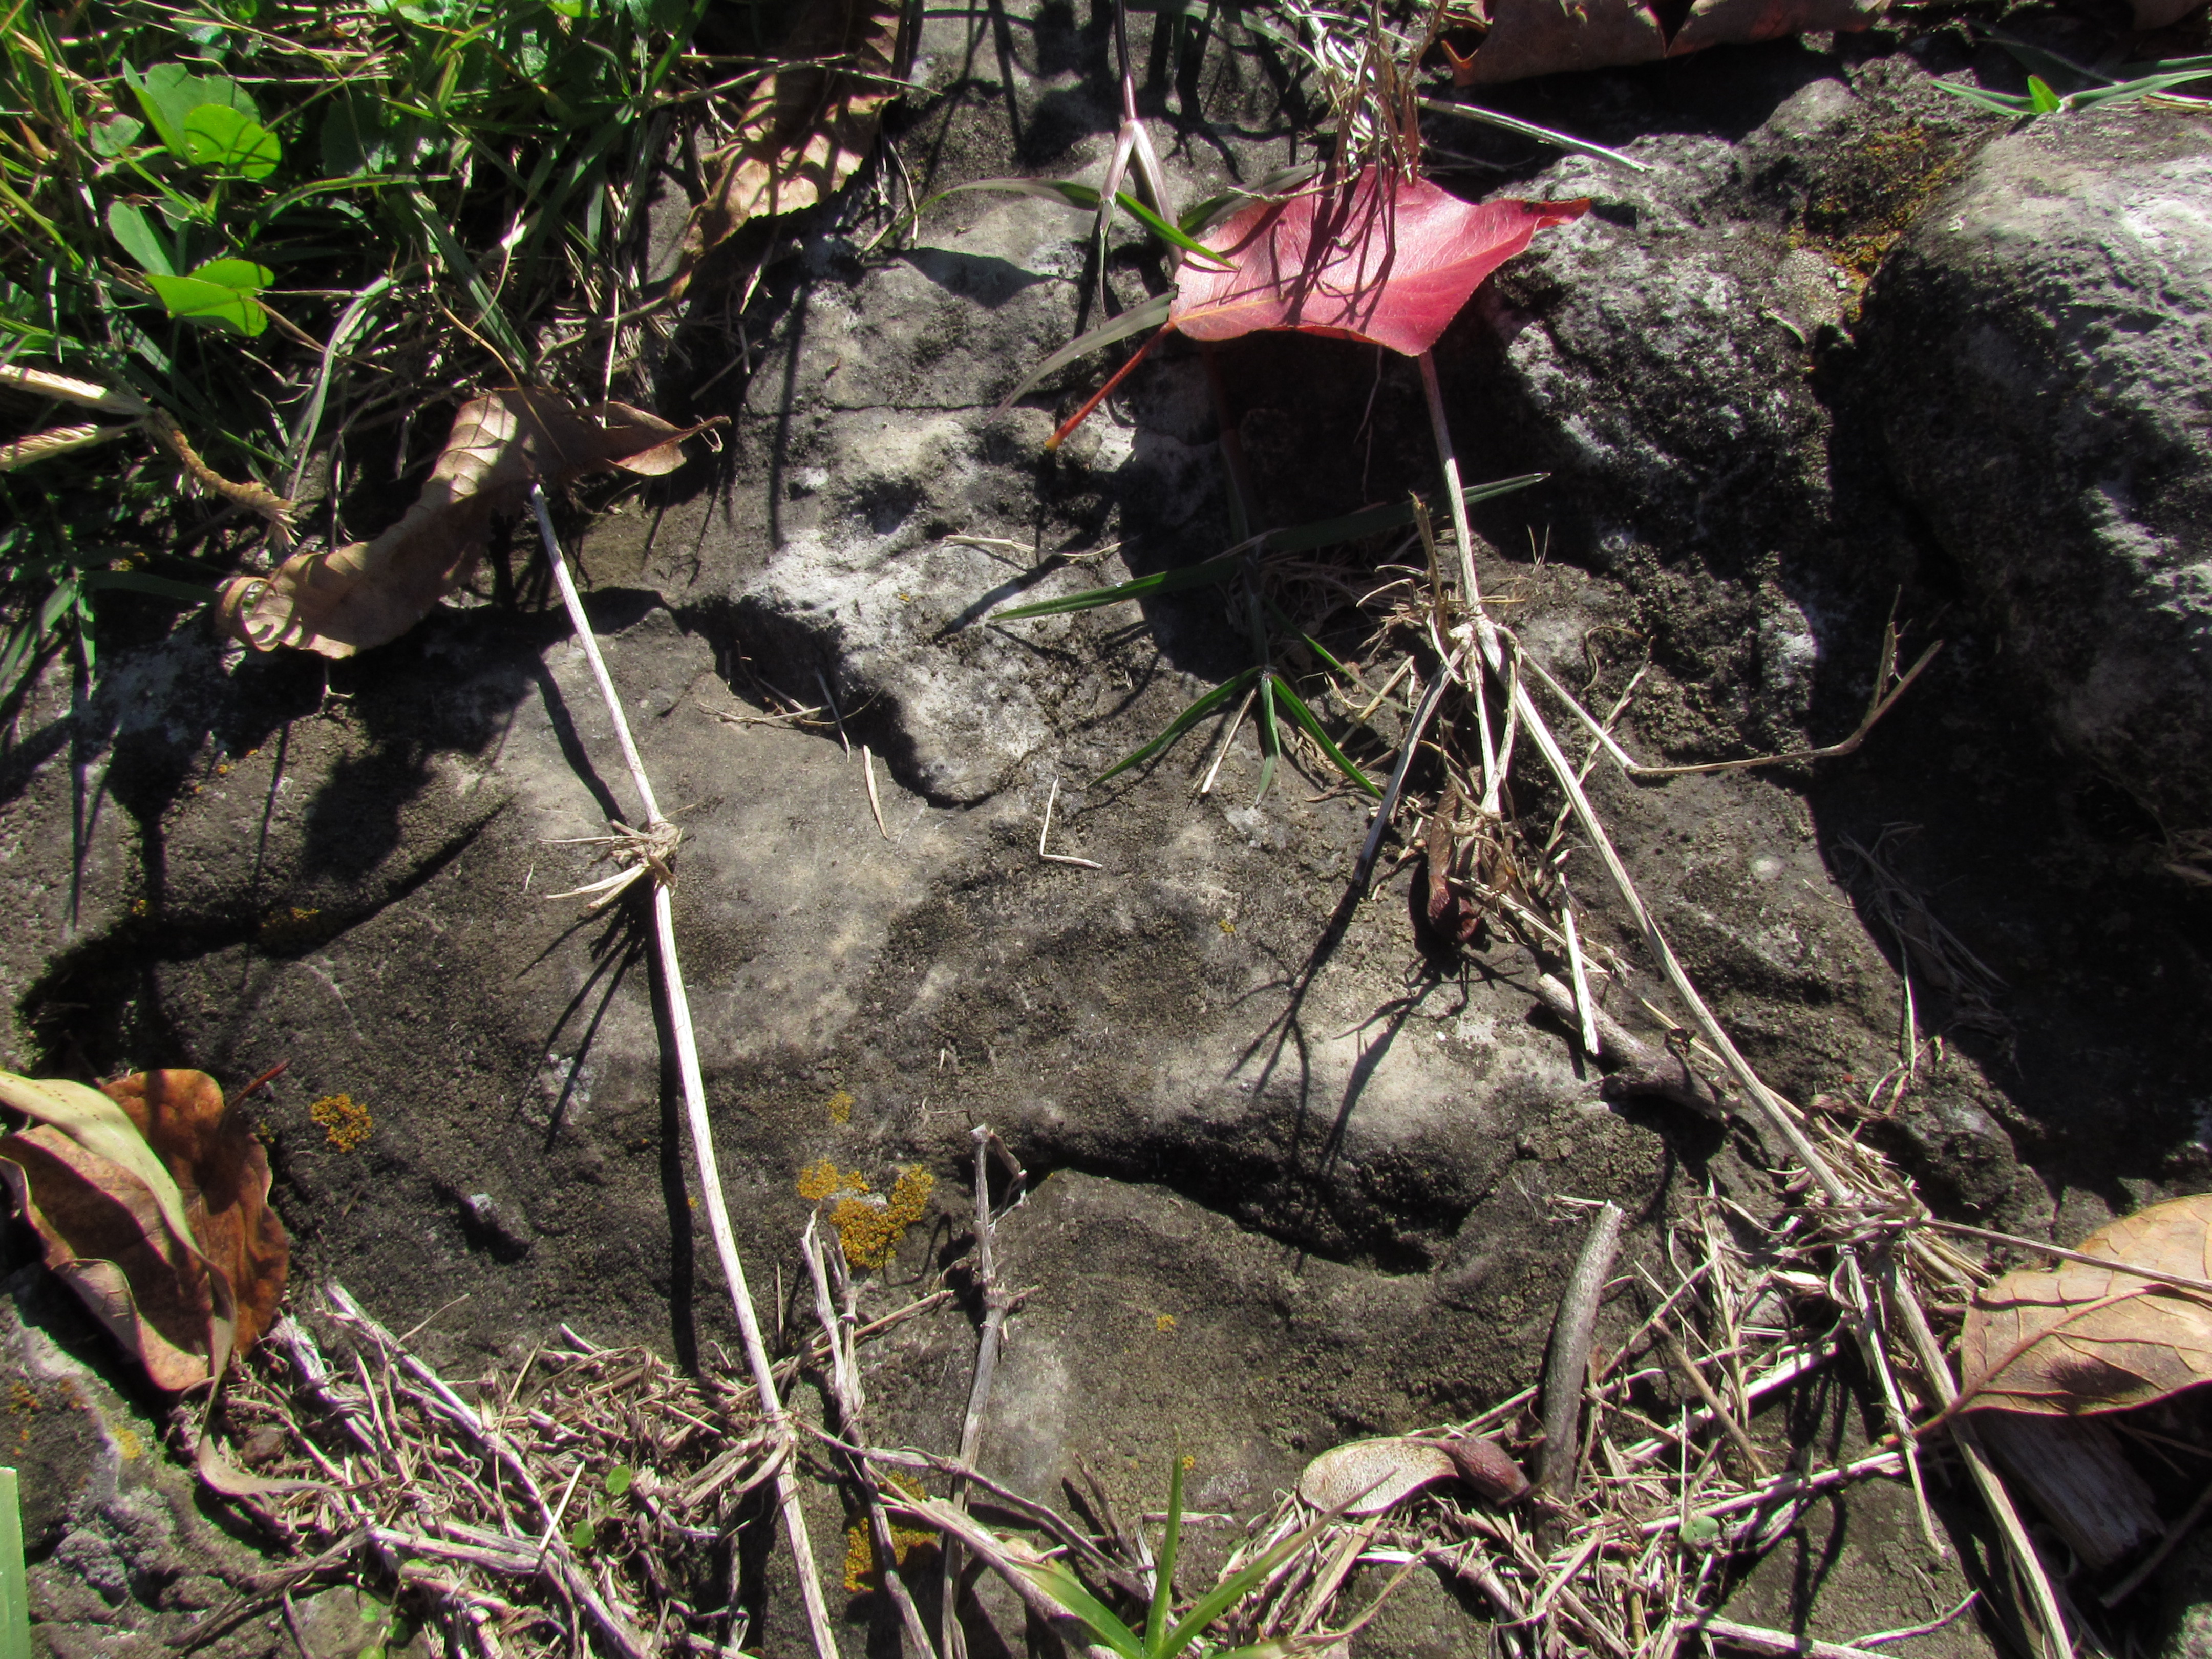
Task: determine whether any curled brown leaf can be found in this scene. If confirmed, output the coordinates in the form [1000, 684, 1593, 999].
[101, 1070, 289, 1357]
[221, 389, 722, 659]
[1958, 1193, 2212, 1416]
[670, 0, 908, 303]
[0, 1068, 291, 1392]
[1299, 1437, 1458, 1514]
[1445, 0, 1884, 85]
[0, 1125, 217, 1391]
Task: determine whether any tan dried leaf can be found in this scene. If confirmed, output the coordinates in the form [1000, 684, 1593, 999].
[101, 1070, 289, 1357]
[672, 0, 907, 301]
[2131, 0, 2202, 28]
[0, 1126, 216, 1390]
[1298, 1437, 1457, 1514]
[221, 389, 720, 658]
[1958, 1193, 2212, 1416]
[1448, 0, 1884, 85]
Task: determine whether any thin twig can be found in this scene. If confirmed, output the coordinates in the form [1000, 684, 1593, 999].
[799, 1221, 939, 1658]
[1356, 645, 1465, 884]
[863, 743, 890, 839]
[1682, 1616, 1899, 1659]
[942, 1124, 1025, 1659]
[1039, 777, 1103, 869]
[527, 486, 839, 1659]
[1538, 1202, 1625, 1494]
[1653, 1321, 1767, 1478]
[1853, 1592, 1981, 1648]
[1898, 1218, 2212, 1300]
[2103, 1472, 2212, 1606]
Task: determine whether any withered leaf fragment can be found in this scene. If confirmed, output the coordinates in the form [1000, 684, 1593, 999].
[0, 1069, 286, 1392]
[1444, 0, 1884, 86]
[102, 1070, 288, 1357]
[222, 390, 720, 658]
[1298, 1434, 1527, 1514]
[672, 0, 907, 302]
[1958, 1194, 2212, 1416]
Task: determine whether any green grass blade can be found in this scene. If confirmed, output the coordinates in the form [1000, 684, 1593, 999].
[1269, 474, 1547, 555]
[1992, 35, 2104, 84]
[398, 186, 533, 373]
[941, 176, 1102, 212]
[993, 550, 1243, 620]
[939, 178, 1233, 267]
[2026, 75, 2062, 113]
[995, 290, 1172, 411]
[1253, 669, 1278, 803]
[1261, 599, 1352, 680]
[1179, 163, 1317, 235]
[2120, 54, 2212, 75]
[1096, 666, 1260, 785]
[0, 571, 79, 700]
[1147, 1456, 1184, 1653]
[1013, 1561, 1147, 1659]
[995, 474, 1544, 621]
[1417, 97, 1650, 173]
[2069, 68, 2212, 105]
[1268, 674, 1379, 797]
[0, 1466, 25, 1659]
[1158, 1507, 1345, 1659]
[1929, 79, 2035, 114]
[1113, 194, 1234, 268]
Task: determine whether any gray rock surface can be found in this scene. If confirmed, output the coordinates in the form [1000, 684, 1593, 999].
[11, 6, 2212, 1657]
[1863, 106, 2212, 830]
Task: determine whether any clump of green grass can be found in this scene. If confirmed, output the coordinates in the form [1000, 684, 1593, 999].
[992, 475, 1543, 803]
[0, 0, 730, 703]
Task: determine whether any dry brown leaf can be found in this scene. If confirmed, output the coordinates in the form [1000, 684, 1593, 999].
[0, 1068, 288, 1392]
[2134, 0, 2204, 28]
[1446, 0, 1884, 84]
[0, 1124, 217, 1390]
[221, 389, 720, 658]
[101, 1070, 289, 1357]
[1299, 1437, 1458, 1514]
[1958, 1194, 2212, 1415]
[670, 0, 907, 302]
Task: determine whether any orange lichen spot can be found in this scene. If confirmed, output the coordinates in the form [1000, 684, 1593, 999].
[843, 1475, 937, 1592]
[822, 1166, 933, 1270]
[825, 1089, 855, 1125]
[1155, 1314, 1177, 1334]
[309, 1093, 372, 1153]
[258, 906, 323, 948]
[129, 899, 151, 919]
[798, 1157, 866, 1203]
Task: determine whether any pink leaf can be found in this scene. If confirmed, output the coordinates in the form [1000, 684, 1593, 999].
[1169, 167, 1589, 358]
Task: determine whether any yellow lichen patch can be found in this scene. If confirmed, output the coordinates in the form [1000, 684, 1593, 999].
[826, 1167, 934, 1270]
[1792, 120, 1974, 289]
[309, 1093, 372, 1152]
[843, 1476, 938, 1592]
[825, 1089, 855, 1125]
[1155, 1313, 1178, 1333]
[797, 1157, 868, 1203]
[258, 905, 324, 949]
